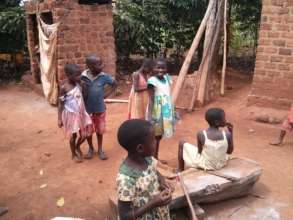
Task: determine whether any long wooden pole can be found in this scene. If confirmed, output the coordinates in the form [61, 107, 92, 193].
[221, 0, 228, 96]
[178, 173, 198, 220]
[172, 0, 213, 105]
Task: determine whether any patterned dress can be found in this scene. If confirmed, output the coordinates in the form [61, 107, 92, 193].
[60, 85, 93, 138]
[116, 157, 170, 220]
[147, 74, 175, 137]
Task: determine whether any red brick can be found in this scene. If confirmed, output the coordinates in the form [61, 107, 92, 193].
[273, 40, 286, 46]
[271, 56, 284, 62]
[264, 47, 278, 54]
[264, 62, 277, 69]
[285, 57, 293, 64]
[279, 48, 292, 56]
[268, 31, 280, 38]
[278, 64, 290, 71]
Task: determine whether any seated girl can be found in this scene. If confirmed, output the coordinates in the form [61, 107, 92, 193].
[116, 119, 172, 220]
[178, 108, 234, 171]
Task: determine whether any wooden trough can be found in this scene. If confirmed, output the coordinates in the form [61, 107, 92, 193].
[109, 157, 262, 219]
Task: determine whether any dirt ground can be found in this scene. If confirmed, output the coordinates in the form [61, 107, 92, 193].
[0, 73, 293, 220]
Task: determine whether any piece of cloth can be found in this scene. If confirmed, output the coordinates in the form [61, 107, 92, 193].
[60, 86, 93, 138]
[116, 157, 170, 220]
[128, 73, 149, 119]
[183, 130, 229, 171]
[91, 112, 106, 134]
[147, 74, 174, 137]
[81, 70, 115, 114]
[37, 17, 59, 105]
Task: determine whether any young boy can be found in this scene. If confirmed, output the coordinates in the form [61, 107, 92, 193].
[178, 108, 234, 171]
[81, 54, 117, 160]
[117, 119, 172, 220]
[270, 104, 293, 146]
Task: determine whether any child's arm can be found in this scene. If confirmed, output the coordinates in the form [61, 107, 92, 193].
[197, 131, 204, 154]
[80, 80, 88, 100]
[57, 86, 66, 128]
[133, 73, 146, 92]
[118, 190, 172, 220]
[104, 77, 117, 98]
[147, 85, 155, 121]
[226, 123, 234, 154]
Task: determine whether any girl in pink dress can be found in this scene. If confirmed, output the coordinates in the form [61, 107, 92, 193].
[58, 64, 93, 163]
[128, 59, 154, 119]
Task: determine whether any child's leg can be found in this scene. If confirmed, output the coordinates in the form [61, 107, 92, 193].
[76, 133, 86, 160]
[270, 130, 286, 146]
[84, 135, 95, 159]
[97, 133, 108, 160]
[178, 140, 186, 171]
[69, 133, 78, 159]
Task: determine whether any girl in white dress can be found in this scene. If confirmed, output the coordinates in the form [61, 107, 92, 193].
[178, 108, 234, 171]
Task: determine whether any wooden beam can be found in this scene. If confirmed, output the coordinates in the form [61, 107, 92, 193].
[172, 0, 213, 105]
[221, 0, 228, 96]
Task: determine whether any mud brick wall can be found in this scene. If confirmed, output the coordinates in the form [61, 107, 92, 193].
[25, 0, 116, 83]
[248, 0, 293, 109]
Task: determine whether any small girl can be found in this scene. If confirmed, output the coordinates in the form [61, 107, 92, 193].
[270, 104, 293, 146]
[147, 58, 175, 162]
[58, 64, 93, 163]
[116, 119, 172, 220]
[128, 59, 154, 119]
[178, 108, 234, 171]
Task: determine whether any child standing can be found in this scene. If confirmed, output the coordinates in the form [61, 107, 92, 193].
[270, 104, 293, 146]
[128, 59, 153, 119]
[58, 64, 93, 163]
[147, 58, 175, 161]
[178, 108, 234, 171]
[81, 54, 117, 160]
[117, 119, 172, 220]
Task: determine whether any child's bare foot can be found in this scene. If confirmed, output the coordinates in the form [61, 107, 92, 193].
[159, 159, 168, 165]
[84, 148, 94, 159]
[73, 156, 83, 163]
[98, 150, 108, 160]
[269, 140, 283, 146]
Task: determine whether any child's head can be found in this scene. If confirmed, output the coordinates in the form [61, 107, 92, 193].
[85, 54, 104, 75]
[141, 58, 154, 75]
[205, 108, 226, 128]
[153, 58, 167, 78]
[64, 64, 82, 83]
[117, 119, 156, 157]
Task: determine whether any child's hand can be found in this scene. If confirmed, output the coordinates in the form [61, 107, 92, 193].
[58, 119, 63, 128]
[152, 188, 172, 207]
[226, 122, 233, 132]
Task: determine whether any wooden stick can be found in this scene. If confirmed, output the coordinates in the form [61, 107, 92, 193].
[172, 0, 214, 105]
[104, 99, 129, 103]
[221, 0, 228, 96]
[178, 173, 198, 220]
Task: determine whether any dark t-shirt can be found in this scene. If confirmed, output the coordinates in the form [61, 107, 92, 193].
[81, 70, 115, 114]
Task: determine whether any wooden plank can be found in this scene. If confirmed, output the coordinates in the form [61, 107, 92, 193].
[172, 0, 214, 105]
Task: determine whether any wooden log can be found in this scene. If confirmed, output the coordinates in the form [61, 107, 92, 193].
[172, 0, 214, 105]
[104, 99, 129, 103]
[189, 0, 224, 109]
[178, 173, 198, 220]
[220, 0, 228, 96]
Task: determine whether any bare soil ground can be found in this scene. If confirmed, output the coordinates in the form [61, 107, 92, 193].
[0, 73, 292, 220]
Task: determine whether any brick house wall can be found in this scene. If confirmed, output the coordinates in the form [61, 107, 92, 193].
[25, 0, 116, 83]
[248, 0, 293, 109]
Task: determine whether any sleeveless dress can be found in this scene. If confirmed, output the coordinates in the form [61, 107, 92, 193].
[128, 72, 149, 119]
[183, 130, 229, 170]
[60, 86, 93, 138]
[147, 74, 175, 138]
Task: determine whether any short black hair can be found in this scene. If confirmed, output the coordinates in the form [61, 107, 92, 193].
[141, 58, 154, 69]
[85, 53, 101, 66]
[64, 63, 79, 76]
[117, 119, 152, 152]
[155, 57, 167, 67]
[205, 108, 225, 126]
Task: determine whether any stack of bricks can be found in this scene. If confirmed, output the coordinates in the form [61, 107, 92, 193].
[25, 0, 116, 83]
[248, 0, 293, 109]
